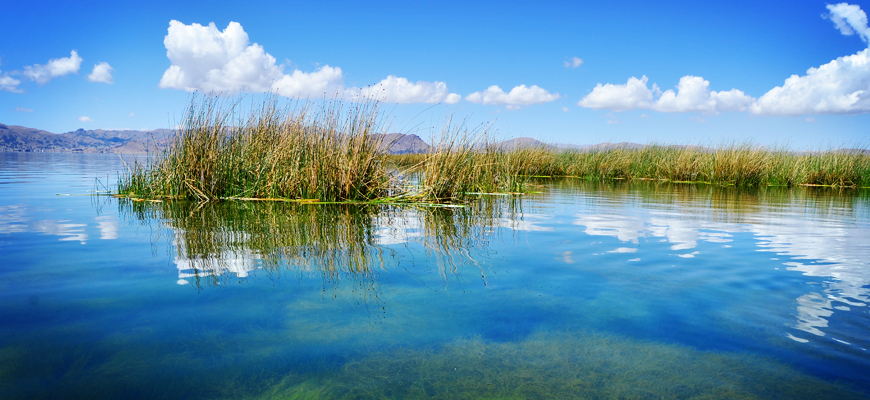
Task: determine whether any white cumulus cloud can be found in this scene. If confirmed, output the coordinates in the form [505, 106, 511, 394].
[78, 116, 93, 122]
[13, 106, 33, 112]
[22, 50, 82, 84]
[271, 65, 344, 98]
[564, 57, 583, 68]
[465, 84, 560, 107]
[352, 75, 460, 104]
[826, 2, 870, 42]
[750, 48, 870, 115]
[578, 76, 657, 111]
[656, 76, 754, 113]
[159, 20, 286, 93]
[159, 20, 458, 104]
[0, 71, 22, 93]
[579, 75, 753, 113]
[580, 4, 870, 116]
[750, 4, 870, 115]
[87, 62, 114, 84]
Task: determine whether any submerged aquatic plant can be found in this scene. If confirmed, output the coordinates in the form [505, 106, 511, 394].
[251, 330, 863, 399]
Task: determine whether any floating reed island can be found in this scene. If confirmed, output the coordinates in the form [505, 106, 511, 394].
[117, 96, 870, 203]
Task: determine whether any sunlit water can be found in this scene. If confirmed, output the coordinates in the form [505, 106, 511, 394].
[1, 153, 869, 399]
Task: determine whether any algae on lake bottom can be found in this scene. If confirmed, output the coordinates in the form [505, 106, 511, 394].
[252, 330, 862, 400]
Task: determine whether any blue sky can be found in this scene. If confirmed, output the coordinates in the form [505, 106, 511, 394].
[1, 0, 869, 149]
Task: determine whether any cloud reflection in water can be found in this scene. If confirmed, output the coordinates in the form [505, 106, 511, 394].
[569, 185, 870, 345]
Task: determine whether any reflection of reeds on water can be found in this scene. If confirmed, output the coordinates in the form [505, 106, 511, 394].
[543, 178, 869, 224]
[119, 196, 525, 289]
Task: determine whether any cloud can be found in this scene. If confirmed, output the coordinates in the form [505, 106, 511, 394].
[87, 62, 114, 84]
[579, 4, 870, 116]
[466, 84, 560, 107]
[748, 4, 870, 115]
[21, 50, 82, 84]
[445, 93, 462, 104]
[0, 71, 22, 93]
[159, 20, 286, 92]
[78, 116, 92, 122]
[564, 57, 583, 68]
[656, 76, 754, 113]
[13, 106, 33, 112]
[750, 47, 870, 115]
[351, 75, 461, 104]
[159, 20, 457, 104]
[826, 2, 870, 42]
[578, 76, 657, 111]
[579, 75, 755, 114]
[128, 112, 135, 117]
[270, 65, 344, 97]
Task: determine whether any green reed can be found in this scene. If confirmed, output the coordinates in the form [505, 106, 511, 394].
[118, 95, 391, 202]
[117, 96, 529, 203]
[118, 95, 868, 204]
[421, 143, 869, 188]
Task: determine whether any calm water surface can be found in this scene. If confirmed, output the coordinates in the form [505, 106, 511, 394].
[1, 153, 869, 399]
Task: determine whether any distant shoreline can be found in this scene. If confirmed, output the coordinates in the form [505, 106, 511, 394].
[3, 123, 867, 156]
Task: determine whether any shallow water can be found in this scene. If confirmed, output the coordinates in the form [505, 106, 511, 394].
[1, 153, 869, 399]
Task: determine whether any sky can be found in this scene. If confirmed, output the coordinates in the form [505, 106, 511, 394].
[1, 0, 869, 149]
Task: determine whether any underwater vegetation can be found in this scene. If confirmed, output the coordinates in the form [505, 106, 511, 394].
[6, 325, 861, 399]
[251, 330, 863, 400]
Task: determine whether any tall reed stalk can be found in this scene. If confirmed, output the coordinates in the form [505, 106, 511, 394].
[118, 95, 391, 202]
[119, 95, 869, 204]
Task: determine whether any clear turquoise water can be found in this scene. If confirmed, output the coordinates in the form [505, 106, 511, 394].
[1, 152, 869, 399]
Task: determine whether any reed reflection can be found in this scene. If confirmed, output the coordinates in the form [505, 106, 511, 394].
[119, 196, 526, 294]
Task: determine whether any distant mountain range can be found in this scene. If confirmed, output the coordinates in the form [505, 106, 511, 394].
[0, 123, 674, 155]
[0, 124, 440, 154]
[10, 123, 860, 155]
[0, 124, 174, 154]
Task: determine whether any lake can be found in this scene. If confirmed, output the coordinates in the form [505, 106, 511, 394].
[1, 152, 869, 399]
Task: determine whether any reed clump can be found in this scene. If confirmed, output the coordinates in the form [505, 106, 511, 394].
[408, 119, 532, 201]
[392, 143, 869, 189]
[118, 95, 391, 202]
[118, 96, 529, 203]
[478, 144, 870, 188]
[119, 95, 868, 204]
